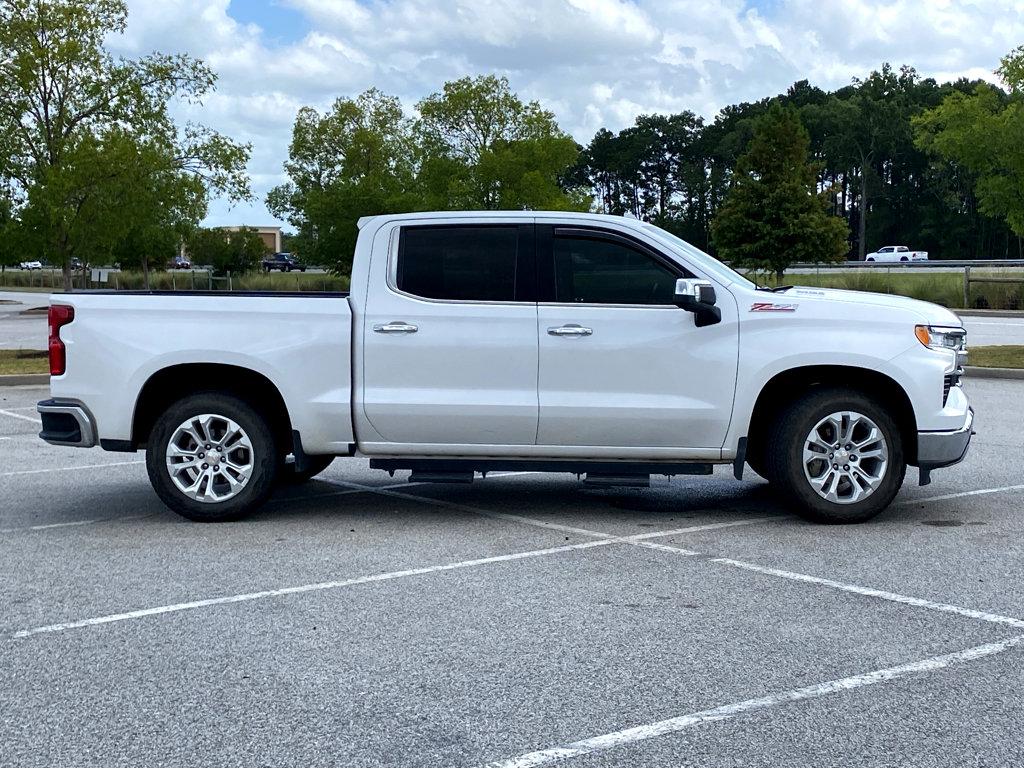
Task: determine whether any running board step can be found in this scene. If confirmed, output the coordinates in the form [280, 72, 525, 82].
[583, 473, 650, 488]
[408, 471, 474, 484]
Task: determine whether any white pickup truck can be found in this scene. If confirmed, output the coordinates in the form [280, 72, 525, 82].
[865, 246, 929, 262]
[38, 211, 973, 524]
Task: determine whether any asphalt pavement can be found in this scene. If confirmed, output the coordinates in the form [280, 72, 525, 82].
[1, 378, 1023, 766]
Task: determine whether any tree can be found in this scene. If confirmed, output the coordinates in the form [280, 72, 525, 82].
[915, 48, 1024, 240]
[267, 88, 419, 274]
[415, 75, 586, 211]
[186, 227, 267, 276]
[711, 103, 849, 279]
[0, 0, 250, 290]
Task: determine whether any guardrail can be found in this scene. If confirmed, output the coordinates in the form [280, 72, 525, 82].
[785, 259, 1024, 269]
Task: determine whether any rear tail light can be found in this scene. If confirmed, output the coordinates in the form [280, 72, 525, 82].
[48, 304, 74, 376]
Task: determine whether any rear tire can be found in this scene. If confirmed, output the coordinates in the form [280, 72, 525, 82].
[764, 388, 905, 524]
[278, 455, 334, 485]
[146, 393, 278, 522]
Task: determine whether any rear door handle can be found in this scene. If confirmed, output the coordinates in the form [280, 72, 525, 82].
[373, 322, 418, 334]
[547, 324, 593, 337]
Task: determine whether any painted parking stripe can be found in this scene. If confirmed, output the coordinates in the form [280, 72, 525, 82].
[0, 408, 41, 424]
[12, 538, 623, 638]
[492, 511, 1024, 631]
[897, 483, 1024, 505]
[494, 635, 1024, 767]
[0, 460, 144, 477]
[714, 557, 1024, 629]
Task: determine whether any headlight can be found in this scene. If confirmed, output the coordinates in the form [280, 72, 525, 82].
[915, 325, 966, 352]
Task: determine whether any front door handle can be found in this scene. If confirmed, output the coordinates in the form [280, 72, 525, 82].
[373, 322, 418, 334]
[547, 324, 593, 337]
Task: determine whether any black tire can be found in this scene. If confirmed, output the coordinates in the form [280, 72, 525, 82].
[146, 393, 279, 522]
[278, 455, 334, 485]
[764, 388, 905, 524]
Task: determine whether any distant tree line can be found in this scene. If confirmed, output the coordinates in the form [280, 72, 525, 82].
[269, 56, 1024, 276]
[3, 0, 1024, 284]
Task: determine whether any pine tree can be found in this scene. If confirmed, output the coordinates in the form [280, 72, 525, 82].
[711, 102, 849, 280]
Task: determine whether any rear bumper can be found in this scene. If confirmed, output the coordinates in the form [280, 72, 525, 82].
[37, 399, 97, 448]
[916, 407, 974, 484]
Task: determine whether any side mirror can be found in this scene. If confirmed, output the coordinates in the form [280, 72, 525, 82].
[674, 278, 722, 327]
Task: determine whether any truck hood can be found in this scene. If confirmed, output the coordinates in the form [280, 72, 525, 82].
[784, 286, 963, 326]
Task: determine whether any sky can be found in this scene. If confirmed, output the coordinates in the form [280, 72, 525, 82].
[108, 0, 1024, 229]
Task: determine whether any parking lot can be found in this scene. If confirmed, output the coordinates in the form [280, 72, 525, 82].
[1, 379, 1023, 766]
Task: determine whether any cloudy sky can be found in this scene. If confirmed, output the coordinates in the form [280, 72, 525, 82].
[109, 0, 1023, 228]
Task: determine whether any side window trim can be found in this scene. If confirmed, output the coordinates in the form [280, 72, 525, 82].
[539, 225, 689, 307]
[389, 223, 536, 305]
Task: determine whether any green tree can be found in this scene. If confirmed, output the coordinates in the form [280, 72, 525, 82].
[915, 48, 1024, 239]
[267, 88, 418, 274]
[711, 103, 849, 279]
[415, 75, 586, 211]
[0, 0, 250, 290]
[186, 227, 266, 276]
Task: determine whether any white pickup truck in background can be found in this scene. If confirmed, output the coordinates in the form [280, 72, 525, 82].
[865, 246, 929, 262]
[38, 211, 973, 524]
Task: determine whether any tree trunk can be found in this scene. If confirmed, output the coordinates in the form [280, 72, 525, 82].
[142, 256, 150, 290]
[858, 170, 868, 260]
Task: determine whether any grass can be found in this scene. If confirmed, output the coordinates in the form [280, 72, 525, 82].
[0, 269, 350, 293]
[967, 345, 1024, 369]
[0, 349, 48, 375]
[761, 270, 1024, 311]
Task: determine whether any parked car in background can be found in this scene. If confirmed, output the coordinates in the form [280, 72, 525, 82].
[865, 246, 928, 262]
[169, 256, 192, 270]
[69, 257, 86, 270]
[19, 260, 43, 270]
[262, 252, 306, 272]
[38, 211, 972, 527]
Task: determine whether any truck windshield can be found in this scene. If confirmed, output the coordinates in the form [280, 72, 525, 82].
[640, 224, 756, 290]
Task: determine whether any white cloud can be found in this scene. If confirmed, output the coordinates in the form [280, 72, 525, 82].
[113, 0, 1024, 228]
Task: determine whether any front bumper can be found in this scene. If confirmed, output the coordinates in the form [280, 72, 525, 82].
[916, 407, 974, 485]
[37, 399, 97, 448]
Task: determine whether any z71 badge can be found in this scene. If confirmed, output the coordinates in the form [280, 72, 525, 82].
[749, 302, 799, 312]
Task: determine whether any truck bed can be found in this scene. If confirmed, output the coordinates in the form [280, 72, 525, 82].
[48, 291, 355, 454]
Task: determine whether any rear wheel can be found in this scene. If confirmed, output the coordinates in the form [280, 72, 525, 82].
[146, 393, 278, 521]
[765, 388, 905, 523]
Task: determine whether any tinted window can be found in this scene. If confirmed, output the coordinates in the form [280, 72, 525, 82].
[553, 234, 679, 305]
[397, 226, 518, 301]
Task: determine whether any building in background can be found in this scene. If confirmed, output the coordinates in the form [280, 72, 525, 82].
[218, 225, 282, 253]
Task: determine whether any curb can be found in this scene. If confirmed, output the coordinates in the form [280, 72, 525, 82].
[0, 374, 49, 387]
[964, 366, 1024, 381]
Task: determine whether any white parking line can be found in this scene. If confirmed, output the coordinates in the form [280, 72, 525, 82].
[0, 460, 144, 477]
[898, 484, 1024, 505]
[714, 558, 1024, 629]
[11, 537, 628, 639]
[0, 408, 41, 424]
[494, 634, 1024, 767]
[0, 514, 152, 534]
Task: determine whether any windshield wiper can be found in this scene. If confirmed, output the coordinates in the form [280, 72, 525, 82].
[771, 285, 794, 293]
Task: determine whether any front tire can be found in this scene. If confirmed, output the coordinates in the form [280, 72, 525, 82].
[765, 388, 905, 524]
[146, 393, 278, 522]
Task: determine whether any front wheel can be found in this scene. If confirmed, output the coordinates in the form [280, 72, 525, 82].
[765, 388, 905, 523]
[146, 393, 278, 521]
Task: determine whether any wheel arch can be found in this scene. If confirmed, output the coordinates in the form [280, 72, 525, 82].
[131, 363, 293, 451]
[746, 365, 919, 467]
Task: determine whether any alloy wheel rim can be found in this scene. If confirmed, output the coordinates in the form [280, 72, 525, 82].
[802, 410, 889, 505]
[165, 413, 254, 503]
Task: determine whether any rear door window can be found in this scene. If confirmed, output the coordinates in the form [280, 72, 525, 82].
[397, 226, 520, 302]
